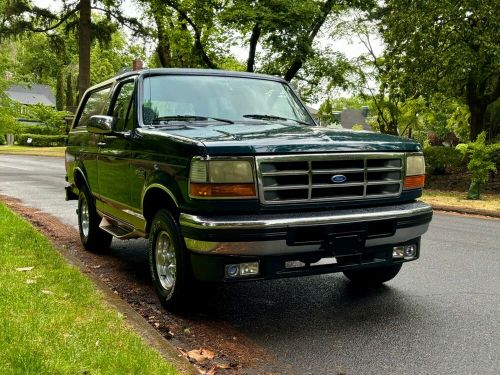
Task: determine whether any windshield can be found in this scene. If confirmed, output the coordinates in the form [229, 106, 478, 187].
[141, 75, 315, 126]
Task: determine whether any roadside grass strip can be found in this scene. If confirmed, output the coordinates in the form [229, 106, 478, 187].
[422, 189, 500, 212]
[0, 203, 179, 375]
[0, 146, 66, 157]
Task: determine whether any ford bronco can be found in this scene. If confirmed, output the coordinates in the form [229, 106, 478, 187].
[65, 69, 433, 309]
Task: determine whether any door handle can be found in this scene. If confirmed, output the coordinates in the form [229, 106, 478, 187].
[97, 142, 107, 147]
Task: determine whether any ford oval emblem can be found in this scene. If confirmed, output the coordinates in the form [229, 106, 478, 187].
[331, 174, 347, 184]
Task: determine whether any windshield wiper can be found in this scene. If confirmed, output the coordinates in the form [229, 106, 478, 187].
[150, 115, 234, 125]
[151, 115, 207, 124]
[242, 114, 310, 126]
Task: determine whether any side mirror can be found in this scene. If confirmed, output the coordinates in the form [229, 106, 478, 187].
[87, 115, 115, 134]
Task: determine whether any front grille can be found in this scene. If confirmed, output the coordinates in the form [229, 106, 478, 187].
[256, 153, 404, 204]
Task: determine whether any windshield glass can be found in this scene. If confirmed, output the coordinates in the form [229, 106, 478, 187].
[142, 75, 314, 125]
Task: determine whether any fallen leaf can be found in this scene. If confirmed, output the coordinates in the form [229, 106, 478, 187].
[16, 267, 34, 272]
[183, 327, 191, 335]
[186, 348, 216, 363]
[90, 265, 101, 269]
[216, 363, 231, 369]
[205, 365, 218, 375]
[41, 289, 53, 295]
[26, 279, 36, 284]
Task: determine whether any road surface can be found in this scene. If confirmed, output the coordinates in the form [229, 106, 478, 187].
[1, 154, 499, 374]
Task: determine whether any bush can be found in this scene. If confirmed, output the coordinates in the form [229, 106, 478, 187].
[16, 134, 67, 147]
[456, 132, 498, 199]
[16, 123, 58, 135]
[0, 134, 5, 145]
[423, 146, 465, 175]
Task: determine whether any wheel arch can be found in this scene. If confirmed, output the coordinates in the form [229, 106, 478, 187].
[142, 184, 179, 234]
[74, 167, 89, 191]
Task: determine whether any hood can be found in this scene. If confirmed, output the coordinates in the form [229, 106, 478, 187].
[157, 122, 421, 155]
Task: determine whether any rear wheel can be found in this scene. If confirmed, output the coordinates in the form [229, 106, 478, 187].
[78, 186, 112, 252]
[148, 209, 194, 310]
[343, 264, 402, 286]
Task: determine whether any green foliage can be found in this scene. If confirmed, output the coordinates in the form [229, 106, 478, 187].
[16, 133, 67, 147]
[456, 132, 498, 199]
[380, 0, 500, 140]
[0, 203, 180, 375]
[423, 146, 465, 176]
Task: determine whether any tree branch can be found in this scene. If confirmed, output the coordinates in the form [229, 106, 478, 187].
[283, 0, 335, 81]
[160, 0, 217, 69]
[21, 6, 79, 33]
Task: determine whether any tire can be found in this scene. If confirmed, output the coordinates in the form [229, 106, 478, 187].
[343, 264, 402, 286]
[148, 209, 193, 310]
[78, 186, 112, 252]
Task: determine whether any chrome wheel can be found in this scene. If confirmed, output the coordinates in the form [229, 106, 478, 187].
[80, 197, 90, 238]
[155, 231, 177, 291]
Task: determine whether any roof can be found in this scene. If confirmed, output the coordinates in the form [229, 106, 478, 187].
[88, 68, 287, 93]
[6, 84, 56, 106]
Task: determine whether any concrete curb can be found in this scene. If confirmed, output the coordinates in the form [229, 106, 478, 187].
[431, 204, 500, 219]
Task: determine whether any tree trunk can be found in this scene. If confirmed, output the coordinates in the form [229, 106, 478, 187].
[56, 75, 64, 111]
[78, 0, 92, 99]
[246, 24, 261, 72]
[65, 72, 73, 109]
[466, 82, 488, 141]
[154, 16, 171, 67]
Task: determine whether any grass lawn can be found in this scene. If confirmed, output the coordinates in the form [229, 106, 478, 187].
[422, 189, 500, 213]
[0, 203, 180, 375]
[0, 145, 66, 157]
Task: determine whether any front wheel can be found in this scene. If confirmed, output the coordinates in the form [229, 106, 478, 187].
[78, 186, 112, 252]
[343, 264, 402, 286]
[148, 209, 193, 310]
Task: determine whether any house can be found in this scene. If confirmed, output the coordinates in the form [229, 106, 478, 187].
[2, 83, 57, 145]
[5, 84, 56, 113]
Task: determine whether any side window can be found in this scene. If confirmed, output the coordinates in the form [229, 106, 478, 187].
[76, 86, 111, 128]
[111, 81, 135, 132]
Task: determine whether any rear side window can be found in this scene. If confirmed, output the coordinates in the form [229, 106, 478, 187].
[111, 81, 135, 132]
[76, 86, 111, 128]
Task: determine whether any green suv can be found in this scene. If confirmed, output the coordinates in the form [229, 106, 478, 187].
[65, 69, 432, 309]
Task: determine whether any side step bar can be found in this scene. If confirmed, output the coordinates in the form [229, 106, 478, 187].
[99, 216, 143, 239]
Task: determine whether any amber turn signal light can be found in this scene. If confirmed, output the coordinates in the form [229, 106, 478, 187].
[404, 175, 425, 189]
[190, 183, 256, 198]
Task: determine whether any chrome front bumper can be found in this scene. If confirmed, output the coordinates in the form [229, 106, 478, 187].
[180, 201, 432, 256]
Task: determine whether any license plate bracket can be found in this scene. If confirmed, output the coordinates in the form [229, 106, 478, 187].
[324, 231, 366, 256]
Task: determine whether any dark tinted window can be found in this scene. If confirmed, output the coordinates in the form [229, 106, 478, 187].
[77, 86, 111, 128]
[111, 81, 135, 132]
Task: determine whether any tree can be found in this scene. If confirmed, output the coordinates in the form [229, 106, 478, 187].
[141, 0, 372, 99]
[0, 0, 145, 98]
[379, 0, 500, 141]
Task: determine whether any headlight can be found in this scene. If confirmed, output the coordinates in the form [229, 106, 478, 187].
[189, 158, 256, 198]
[404, 154, 425, 189]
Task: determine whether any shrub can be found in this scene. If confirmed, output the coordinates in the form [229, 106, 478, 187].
[0, 134, 5, 145]
[456, 132, 498, 199]
[16, 133, 67, 147]
[423, 146, 465, 175]
[16, 123, 57, 135]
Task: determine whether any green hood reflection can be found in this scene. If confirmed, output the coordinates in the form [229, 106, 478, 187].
[151, 122, 421, 154]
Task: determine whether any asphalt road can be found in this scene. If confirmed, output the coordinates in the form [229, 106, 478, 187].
[1, 154, 499, 375]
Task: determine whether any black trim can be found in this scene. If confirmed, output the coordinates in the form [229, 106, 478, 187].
[190, 238, 421, 282]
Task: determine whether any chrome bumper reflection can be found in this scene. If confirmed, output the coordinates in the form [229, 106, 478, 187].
[181, 201, 432, 255]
